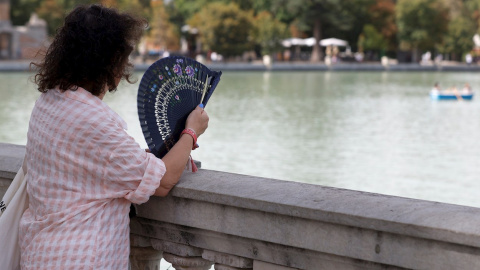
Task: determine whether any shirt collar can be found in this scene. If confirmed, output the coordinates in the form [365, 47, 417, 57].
[58, 86, 128, 130]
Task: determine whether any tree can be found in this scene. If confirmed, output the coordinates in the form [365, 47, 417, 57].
[10, 0, 41, 26]
[439, 15, 476, 61]
[36, 0, 67, 36]
[117, 0, 150, 19]
[36, 0, 108, 36]
[396, 0, 449, 62]
[358, 24, 388, 53]
[330, 0, 377, 53]
[255, 0, 374, 62]
[166, 0, 257, 41]
[148, 0, 179, 52]
[367, 0, 397, 53]
[33, 0, 153, 37]
[466, 0, 480, 33]
[251, 11, 288, 56]
[188, 2, 254, 58]
[274, 0, 348, 62]
[437, 0, 478, 61]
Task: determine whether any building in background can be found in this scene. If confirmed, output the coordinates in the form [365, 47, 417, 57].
[0, 0, 47, 60]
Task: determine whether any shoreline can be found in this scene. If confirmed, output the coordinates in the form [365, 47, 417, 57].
[2, 60, 480, 72]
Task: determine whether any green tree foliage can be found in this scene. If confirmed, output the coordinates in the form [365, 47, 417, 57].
[271, 0, 351, 61]
[251, 11, 288, 56]
[436, 0, 476, 60]
[334, 0, 376, 52]
[439, 16, 476, 60]
[19, 0, 149, 36]
[466, 0, 480, 33]
[166, 0, 209, 22]
[396, 0, 449, 53]
[117, 0, 150, 18]
[164, 0, 212, 41]
[188, 2, 254, 58]
[35, 0, 100, 36]
[36, 0, 69, 36]
[367, 0, 397, 52]
[10, 0, 41, 25]
[148, 0, 179, 51]
[166, 0, 257, 37]
[358, 24, 388, 52]
[12, 0, 480, 62]
[256, 0, 374, 62]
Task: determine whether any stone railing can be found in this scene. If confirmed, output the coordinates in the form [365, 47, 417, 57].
[2, 142, 480, 269]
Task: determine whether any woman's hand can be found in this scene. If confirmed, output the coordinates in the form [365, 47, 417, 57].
[154, 105, 209, 197]
[186, 105, 209, 136]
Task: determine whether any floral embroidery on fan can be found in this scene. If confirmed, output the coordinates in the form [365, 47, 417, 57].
[176, 59, 184, 63]
[158, 75, 164, 80]
[173, 64, 182, 76]
[185, 66, 195, 77]
[170, 93, 182, 106]
[150, 84, 157, 92]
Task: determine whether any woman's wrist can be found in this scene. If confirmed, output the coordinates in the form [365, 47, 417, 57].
[181, 128, 198, 150]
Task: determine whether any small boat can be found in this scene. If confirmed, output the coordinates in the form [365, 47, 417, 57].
[430, 89, 474, 100]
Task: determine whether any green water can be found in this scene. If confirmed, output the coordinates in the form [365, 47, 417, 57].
[2, 71, 480, 208]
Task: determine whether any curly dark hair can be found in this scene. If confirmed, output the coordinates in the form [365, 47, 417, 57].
[32, 4, 147, 96]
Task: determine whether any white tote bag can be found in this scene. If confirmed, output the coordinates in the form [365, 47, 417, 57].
[0, 158, 28, 270]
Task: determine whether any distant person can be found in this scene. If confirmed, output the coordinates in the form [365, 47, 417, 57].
[211, 52, 218, 62]
[421, 51, 431, 65]
[462, 83, 472, 94]
[432, 82, 441, 92]
[354, 52, 364, 62]
[446, 86, 458, 93]
[434, 54, 443, 65]
[466, 53, 473, 66]
[283, 49, 291, 61]
[19, 4, 209, 269]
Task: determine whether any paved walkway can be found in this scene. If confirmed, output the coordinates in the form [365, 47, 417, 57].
[1, 59, 480, 72]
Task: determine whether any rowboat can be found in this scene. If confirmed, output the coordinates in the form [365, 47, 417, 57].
[429, 89, 474, 100]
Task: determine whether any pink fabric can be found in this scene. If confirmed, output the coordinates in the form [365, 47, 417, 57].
[19, 87, 165, 269]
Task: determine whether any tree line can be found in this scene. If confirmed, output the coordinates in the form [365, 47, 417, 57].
[10, 0, 480, 62]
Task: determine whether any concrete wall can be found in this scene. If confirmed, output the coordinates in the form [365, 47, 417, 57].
[2, 142, 480, 269]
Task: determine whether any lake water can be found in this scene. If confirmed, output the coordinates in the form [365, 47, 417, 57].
[2, 71, 480, 208]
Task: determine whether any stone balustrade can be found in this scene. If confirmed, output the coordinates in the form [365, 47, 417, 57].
[2, 142, 480, 269]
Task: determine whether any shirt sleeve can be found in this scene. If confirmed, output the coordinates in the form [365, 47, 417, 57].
[100, 120, 166, 205]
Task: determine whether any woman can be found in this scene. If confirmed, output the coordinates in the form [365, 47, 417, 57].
[19, 4, 208, 269]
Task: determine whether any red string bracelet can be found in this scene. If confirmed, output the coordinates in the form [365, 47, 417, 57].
[181, 128, 198, 150]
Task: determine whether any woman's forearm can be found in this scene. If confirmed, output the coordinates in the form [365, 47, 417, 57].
[154, 134, 193, 196]
[154, 106, 208, 197]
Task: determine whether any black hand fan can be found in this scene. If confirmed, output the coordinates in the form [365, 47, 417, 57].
[137, 56, 222, 158]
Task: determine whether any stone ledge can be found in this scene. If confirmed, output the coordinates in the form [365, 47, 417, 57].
[133, 195, 480, 269]
[164, 170, 480, 250]
[0, 142, 24, 180]
[2, 142, 480, 269]
[130, 219, 401, 269]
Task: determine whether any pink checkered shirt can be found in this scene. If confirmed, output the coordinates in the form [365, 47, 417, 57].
[19, 87, 165, 269]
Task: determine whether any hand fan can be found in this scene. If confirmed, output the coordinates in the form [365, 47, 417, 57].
[137, 56, 222, 158]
